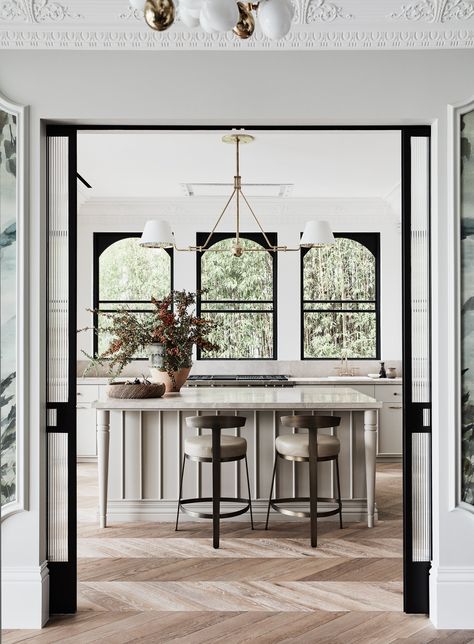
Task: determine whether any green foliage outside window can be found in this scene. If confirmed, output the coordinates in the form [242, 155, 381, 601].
[97, 237, 171, 356]
[199, 237, 275, 359]
[303, 237, 378, 359]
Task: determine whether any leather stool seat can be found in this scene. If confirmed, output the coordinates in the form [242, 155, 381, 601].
[275, 433, 340, 459]
[184, 434, 247, 460]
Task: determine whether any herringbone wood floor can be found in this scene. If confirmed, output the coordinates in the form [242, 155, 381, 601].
[3, 463, 474, 643]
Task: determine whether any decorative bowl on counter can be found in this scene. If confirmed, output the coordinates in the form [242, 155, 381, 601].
[367, 373, 381, 379]
[106, 381, 166, 399]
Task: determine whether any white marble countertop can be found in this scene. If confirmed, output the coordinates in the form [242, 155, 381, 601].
[93, 385, 382, 410]
[79, 376, 401, 386]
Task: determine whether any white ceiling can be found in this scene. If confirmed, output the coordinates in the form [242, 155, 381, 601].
[77, 129, 401, 200]
[1, 0, 473, 50]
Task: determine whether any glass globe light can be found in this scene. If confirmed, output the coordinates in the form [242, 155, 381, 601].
[180, 7, 200, 26]
[199, 4, 218, 32]
[201, 0, 239, 32]
[257, 0, 292, 40]
[180, 0, 203, 13]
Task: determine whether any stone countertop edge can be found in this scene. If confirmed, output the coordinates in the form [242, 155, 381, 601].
[78, 376, 402, 385]
[92, 386, 383, 410]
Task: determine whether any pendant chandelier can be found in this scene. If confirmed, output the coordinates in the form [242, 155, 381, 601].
[128, 0, 294, 40]
[140, 133, 335, 256]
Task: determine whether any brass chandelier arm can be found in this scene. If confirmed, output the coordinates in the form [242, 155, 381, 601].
[167, 133, 312, 254]
[240, 190, 279, 250]
[201, 188, 237, 250]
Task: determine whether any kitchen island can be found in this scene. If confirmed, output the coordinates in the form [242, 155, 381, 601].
[93, 386, 382, 529]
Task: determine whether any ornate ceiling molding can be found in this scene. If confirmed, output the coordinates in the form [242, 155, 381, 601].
[390, 0, 474, 22]
[0, 0, 473, 49]
[0, 0, 81, 23]
[305, 0, 352, 23]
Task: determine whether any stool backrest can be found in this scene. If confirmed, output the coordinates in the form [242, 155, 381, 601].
[186, 415, 246, 430]
[280, 415, 341, 430]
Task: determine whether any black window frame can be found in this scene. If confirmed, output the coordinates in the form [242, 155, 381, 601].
[301, 232, 381, 361]
[93, 232, 174, 359]
[196, 231, 278, 360]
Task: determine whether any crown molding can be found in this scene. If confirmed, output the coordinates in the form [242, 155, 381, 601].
[0, 0, 473, 49]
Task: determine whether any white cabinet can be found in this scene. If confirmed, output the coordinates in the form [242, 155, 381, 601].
[374, 384, 402, 459]
[77, 384, 99, 460]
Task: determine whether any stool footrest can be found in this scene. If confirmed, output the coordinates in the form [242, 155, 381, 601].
[179, 496, 251, 520]
[270, 496, 342, 519]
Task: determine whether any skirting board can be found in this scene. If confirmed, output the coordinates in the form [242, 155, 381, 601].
[430, 565, 474, 629]
[1, 562, 49, 629]
[106, 499, 378, 523]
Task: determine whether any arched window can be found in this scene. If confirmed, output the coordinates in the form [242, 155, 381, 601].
[302, 234, 379, 359]
[93, 233, 173, 357]
[197, 233, 277, 359]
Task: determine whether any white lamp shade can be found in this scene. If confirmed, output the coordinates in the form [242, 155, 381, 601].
[300, 221, 335, 247]
[140, 220, 174, 248]
[129, 0, 146, 10]
[201, 0, 239, 31]
[257, 0, 292, 40]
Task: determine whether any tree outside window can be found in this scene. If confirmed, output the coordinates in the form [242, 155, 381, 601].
[302, 234, 379, 359]
[197, 233, 277, 359]
[94, 233, 172, 357]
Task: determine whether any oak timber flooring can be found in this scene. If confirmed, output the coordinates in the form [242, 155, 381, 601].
[3, 463, 474, 643]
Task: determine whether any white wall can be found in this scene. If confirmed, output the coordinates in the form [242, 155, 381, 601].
[1, 49, 474, 629]
[76, 195, 402, 369]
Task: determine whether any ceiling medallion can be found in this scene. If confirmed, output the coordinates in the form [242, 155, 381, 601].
[139, 133, 335, 256]
[128, 0, 295, 39]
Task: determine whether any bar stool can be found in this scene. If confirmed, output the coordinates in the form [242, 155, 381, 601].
[175, 415, 254, 549]
[265, 415, 342, 547]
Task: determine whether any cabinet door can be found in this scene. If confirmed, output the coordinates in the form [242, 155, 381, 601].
[378, 403, 403, 457]
[77, 407, 97, 458]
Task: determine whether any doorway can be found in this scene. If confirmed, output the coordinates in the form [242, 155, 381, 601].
[45, 125, 431, 617]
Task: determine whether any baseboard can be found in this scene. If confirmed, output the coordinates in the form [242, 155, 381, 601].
[1, 561, 49, 629]
[106, 499, 378, 523]
[430, 565, 474, 629]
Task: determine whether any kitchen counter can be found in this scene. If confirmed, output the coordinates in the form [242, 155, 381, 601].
[79, 376, 402, 386]
[92, 386, 381, 529]
[93, 386, 383, 410]
[289, 377, 402, 385]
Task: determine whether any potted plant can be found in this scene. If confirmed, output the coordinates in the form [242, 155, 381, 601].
[84, 290, 218, 392]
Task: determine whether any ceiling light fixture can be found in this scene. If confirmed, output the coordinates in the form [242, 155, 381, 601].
[140, 133, 335, 256]
[129, 0, 294, 40]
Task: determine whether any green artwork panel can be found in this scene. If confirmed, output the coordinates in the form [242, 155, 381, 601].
[461, 108, 474, 506]
[0, 108, 17, 507]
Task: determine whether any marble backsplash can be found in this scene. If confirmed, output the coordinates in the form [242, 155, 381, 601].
[77, 359, 402, 379]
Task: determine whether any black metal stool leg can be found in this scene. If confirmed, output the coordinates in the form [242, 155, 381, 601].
[335, 456, 343, 530]
[265, 455, 277, 530]
[244, 455, 254, 529]
[175, 455, 186, 531]
[211, 428, 221, 549]
[308, 429, 318, 548]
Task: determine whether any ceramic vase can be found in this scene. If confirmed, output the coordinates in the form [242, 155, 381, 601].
[149, 366, 191, 392]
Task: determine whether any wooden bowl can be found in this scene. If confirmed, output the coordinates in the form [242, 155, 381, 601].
[106, 382, 166, 399]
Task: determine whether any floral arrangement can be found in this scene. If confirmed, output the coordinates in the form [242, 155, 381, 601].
[84, 290, 218, 380]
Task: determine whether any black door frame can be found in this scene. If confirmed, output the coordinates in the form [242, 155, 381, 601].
[45, 123, 432, 615]
[401, 127, 432, 613]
